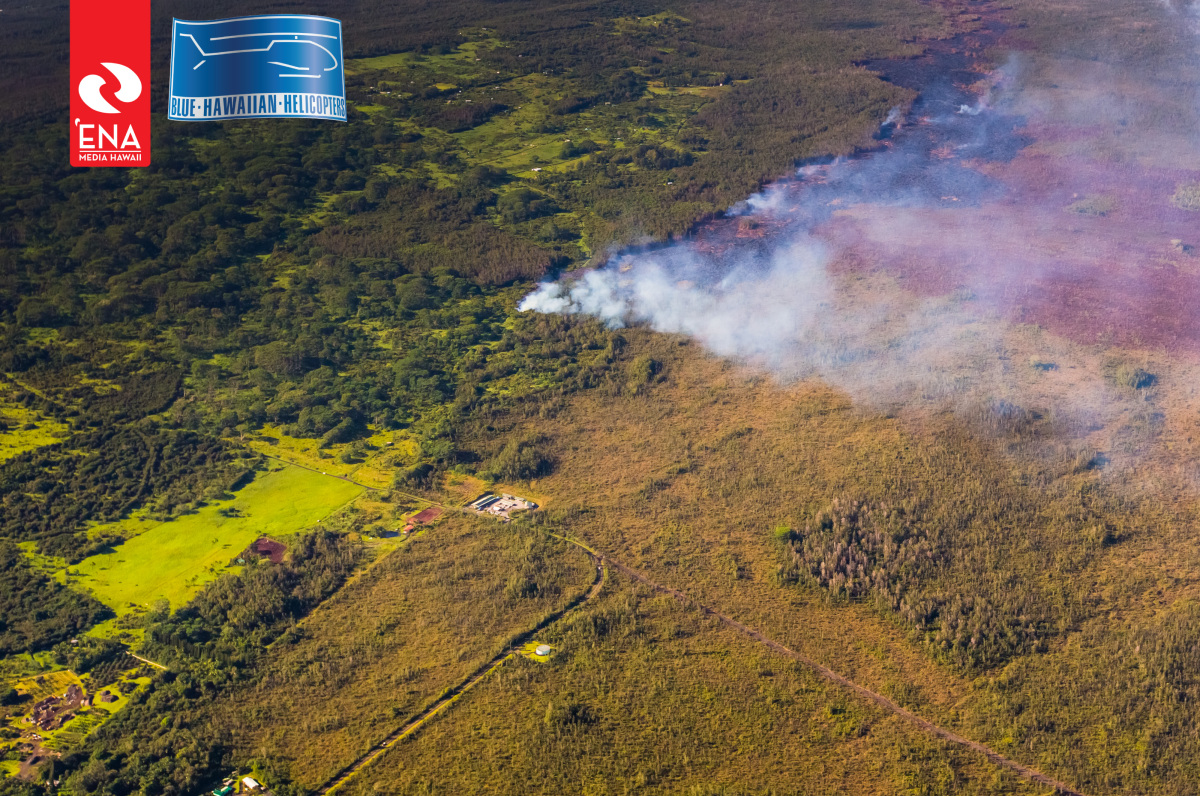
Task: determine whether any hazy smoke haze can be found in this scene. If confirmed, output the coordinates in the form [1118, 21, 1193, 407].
[521, 2, 1200, 465]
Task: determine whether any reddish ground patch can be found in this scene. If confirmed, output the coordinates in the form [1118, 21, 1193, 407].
[819, 150, 1200, 351]
[245, 536, 286, 564]
[410, 507, 443, 524]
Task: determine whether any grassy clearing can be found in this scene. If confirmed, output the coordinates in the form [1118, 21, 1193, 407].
[202, 514, 595, 790]
[0, 382, 69, 463]
[320, 494, 442, 550]
[452, 76, 707, 177]
[10, 669, 78, 703]
[442, 471, 488, 500]
[0, 410, 67, 461]
[0, 651, 59, 690]
[347, 38, 503, 81]
[612, 11, 693, 31]
[646, 82, 732, 98]
[245, 424, 415, 489]
[517, 639, 554, 662]
[57, 464, 362, 616]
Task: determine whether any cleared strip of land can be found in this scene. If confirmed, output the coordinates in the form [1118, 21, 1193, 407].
[319, 544, 606, 795]
[597, 554, 1089, 796]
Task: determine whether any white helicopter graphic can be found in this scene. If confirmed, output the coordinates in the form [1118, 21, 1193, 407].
[178, 30, 339, 79]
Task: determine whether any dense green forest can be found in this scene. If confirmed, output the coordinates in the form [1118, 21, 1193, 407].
[0, 544, 111, 657]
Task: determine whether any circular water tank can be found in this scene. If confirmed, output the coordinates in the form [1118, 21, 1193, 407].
[534, 644, 551, 657]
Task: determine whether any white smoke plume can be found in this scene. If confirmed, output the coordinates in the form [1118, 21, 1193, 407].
[520, 239, 831, 369]
[519, 7, 1200, 468]
[517, 54, 1026, 408]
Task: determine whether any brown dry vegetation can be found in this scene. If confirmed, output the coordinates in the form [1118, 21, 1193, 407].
[454, 328, 1200, 795]
[339, 572, 1042, 796]
[204, 515, 595, 790]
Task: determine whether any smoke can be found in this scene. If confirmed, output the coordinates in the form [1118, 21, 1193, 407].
[520, 239, 831, 368]
[519, 6, 1200, 467]
[518, 54, 1026, 402]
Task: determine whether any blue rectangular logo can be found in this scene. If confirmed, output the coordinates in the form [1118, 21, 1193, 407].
[168, 15, 346, 122]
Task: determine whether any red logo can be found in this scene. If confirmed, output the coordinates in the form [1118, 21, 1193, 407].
[71, 0, 150, 167]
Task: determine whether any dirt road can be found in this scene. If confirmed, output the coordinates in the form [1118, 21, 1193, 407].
[599, 555, 1089, 796]
[124, 651, 167, 671]
[288, 456, 1085, 796]
[317, 545, 606, 795]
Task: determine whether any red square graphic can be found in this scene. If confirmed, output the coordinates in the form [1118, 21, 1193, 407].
[70, 0, 151, 167]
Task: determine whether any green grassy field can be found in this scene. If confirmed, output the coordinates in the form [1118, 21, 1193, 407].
[244, 424, 419, 490]
[0, 382, 69, 463]
[57, 464, 362, 616]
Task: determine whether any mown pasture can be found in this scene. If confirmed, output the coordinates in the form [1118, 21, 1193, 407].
[59, 465, 362, 617]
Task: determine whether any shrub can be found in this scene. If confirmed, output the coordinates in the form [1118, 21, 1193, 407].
[395, 462, 435, 488]
[497, 188, 558, 224]
[1028, 356, 1056, 371]
[1172, 182, 1200, 211]
[1067, 194, 1118, 216]
[485, 434, 554, 481]
[626, 355, 660, 393]
[1112, 362, 1155, 389]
